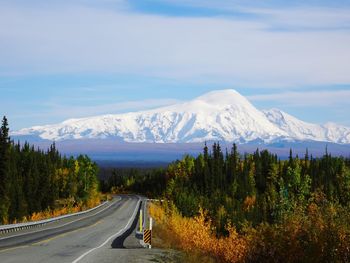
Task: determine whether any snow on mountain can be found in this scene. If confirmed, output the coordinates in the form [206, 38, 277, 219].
[12, 89, 350, 144]
[263, 109, 327, 142]
[263, 109, 350, 144]
[320, 123, 350, 144]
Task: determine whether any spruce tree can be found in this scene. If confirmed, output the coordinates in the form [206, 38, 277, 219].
[0, 116, 10, 223]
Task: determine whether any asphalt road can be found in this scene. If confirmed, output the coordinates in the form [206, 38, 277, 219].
[0, 195, 147, 263]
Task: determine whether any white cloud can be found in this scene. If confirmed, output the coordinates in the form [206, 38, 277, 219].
[42, 98, 181, 119]
[247, 7, 350, 30]
[248, 90, 350, 107]
[0, 3, 350, 87]
[6, 97, 180, 129]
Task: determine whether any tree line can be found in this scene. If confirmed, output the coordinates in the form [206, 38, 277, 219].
[0, 117, 100, 224]
[164, 143, 350, 233]
[100, 167, 166, 197]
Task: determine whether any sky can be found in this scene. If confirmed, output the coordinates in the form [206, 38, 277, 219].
[0, 0, 349, 130]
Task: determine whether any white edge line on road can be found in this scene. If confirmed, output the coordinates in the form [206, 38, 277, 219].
[71, 197, 141, 263]
[0, 197, 122, 241]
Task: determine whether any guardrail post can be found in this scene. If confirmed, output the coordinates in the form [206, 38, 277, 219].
[139, 209, 143, 232]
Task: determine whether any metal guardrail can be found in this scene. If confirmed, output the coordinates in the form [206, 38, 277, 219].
[0, 201, 109, 234]
[147, 199, 168, 202]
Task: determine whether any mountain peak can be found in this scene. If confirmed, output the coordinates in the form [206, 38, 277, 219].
[195, 89, 250, 106]
[12, 90, 350, 144]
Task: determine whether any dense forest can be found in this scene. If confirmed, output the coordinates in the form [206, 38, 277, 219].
[104, 142, 350, 262]
[104, 142, 350, 227]
[0, 117, 100, 224]
[100, 167, 166, 197]
[164, 143, 350, 229]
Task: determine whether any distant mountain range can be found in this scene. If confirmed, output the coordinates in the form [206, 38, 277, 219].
[12, 89, 350, 145]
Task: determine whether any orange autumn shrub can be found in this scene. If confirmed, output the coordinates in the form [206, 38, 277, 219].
[243, 196, 256, 212]
[85, 195, 101, 209]
[149, 202, 248, 263]
[215, 224, 249, 262]
[150, 200, 350, 263]
[148, 201, 166, 223]
[244, 200, 350, 263]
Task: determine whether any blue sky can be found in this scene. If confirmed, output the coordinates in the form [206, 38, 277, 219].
[0, 0, 350, 130]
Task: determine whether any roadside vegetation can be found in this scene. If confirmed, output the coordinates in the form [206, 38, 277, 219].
[104, 142, 350, 262]
[0, 116, 103, 224]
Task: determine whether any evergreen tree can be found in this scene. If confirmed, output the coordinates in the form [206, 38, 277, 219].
[0, 116, 10, 223]
[0, 117, 101, 224]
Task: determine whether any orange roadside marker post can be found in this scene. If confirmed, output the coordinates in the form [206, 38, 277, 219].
[143, 217, 153, 249]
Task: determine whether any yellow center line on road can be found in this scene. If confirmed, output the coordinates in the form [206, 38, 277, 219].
[33, 198, 134, 247]
[0, 220, 103, 253]
[0, 197, 130, 255]
[0, 245, 30, 254]
[118, 199, 130, 210]
[32, 220, 103, 245]
[72, 198, 141, 263]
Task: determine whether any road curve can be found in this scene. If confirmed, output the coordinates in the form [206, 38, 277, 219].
[0, 195, 143, 263]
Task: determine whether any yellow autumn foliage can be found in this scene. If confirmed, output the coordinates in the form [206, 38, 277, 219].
[10, 194, 105, 224]
[150, 199, 350, 262]
[149, 202, 248, 263]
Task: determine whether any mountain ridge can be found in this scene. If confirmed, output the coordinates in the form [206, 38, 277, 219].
[12, 89, 350, 144]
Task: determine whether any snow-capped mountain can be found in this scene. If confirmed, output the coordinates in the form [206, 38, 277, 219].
[12, 89, 350, 144]
[263, 109, 350, 144]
